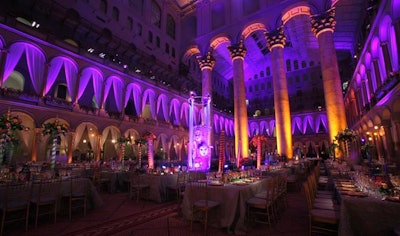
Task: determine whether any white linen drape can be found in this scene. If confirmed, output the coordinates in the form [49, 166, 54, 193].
[25, 45, 45, 95]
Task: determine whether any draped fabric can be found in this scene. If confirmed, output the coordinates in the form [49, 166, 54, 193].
[103, 77, 124, 112]
[169, 99, 180, 125]
[161, 96, 169, 122]
[269, 121, 275, 136]
[303, 116, 314, 134]
[181, 103, 190, 127]
[92, 71, 103, 107]
[158, 135, 167, 150]
[25, 45, 45, 95]
[88, 128, 98, 153]
[76, 68, 103, 107]
[3, 43, 27, 84]
[220, 117, 226, 133]
[315, 115, 328, 133]
[72, 125, 86, 151]
[44, 57, 64, 95]
[292, 117, 302, 135]
[142, 90, 156, 119]
[63, 59, 78, 101]
[100, 127, 119, 151]
[124, 84, 142, 115]
[18, 130, 31, 151]
[76, 68, 93, 100]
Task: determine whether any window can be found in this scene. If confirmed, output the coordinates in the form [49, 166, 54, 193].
[309, 61, 315, 67]
[266, 67, 271, 76]
[137, 23, 142, 36]
[255, 84, 259, 91]
[112, 7, 119, 21]
[172, 48, 176, 58]
[301, 61, 307, 68]
[294, 60, 299, 70]
[286, 60, 291, 71]
[267, 82, 271, 89]
[127, 17, 133, 31]
[165, 43, 170, 54]
[151, 0, 161, 28]
[303, 74, 308, 81]
[167, 14, 176, 39]
[260, 71, 265, 77]
[100, 0, 107, 14]
[295, 75, 300, 83]
[156, 36, 160, 47]
[261, 83, 265, 90]
[148, 31, 153, 43]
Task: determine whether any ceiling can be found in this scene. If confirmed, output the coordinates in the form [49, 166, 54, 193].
[183, 0, 367, 82]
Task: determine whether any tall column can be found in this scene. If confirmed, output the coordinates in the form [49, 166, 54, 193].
[67, 131, 75, 163]
[382, 123, 395, 162]
[96, 134, 102, 161]
[31, 128, 41, 162]
[311, 8, 347, 142]
[380, 42, 393, 75]
[361, 79, 368, 108]
[372, 59, 382, 88]
[394, 19, 400, 66]
[227, 41, 249, 166]
[265, 27, 293, 158]
[198, 50, 216, 156]
[366, 69, 374, 98]
[394, 119, 400, 156]
[0, 48, 8, 88]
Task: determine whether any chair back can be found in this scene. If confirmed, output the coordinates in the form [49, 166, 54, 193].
[69, 177, 88, 197]
[188, 180, 209, 207]
[177, 172, 187, 187]
[0, 182, 31, 209]
[32, 179, 61, 203]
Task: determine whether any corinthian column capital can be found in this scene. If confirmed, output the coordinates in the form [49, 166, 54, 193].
[311, 8, 336, 37]
[228, 40, 246, 60]
[265, 27, 286, 50]
[197, 51, 216, 70]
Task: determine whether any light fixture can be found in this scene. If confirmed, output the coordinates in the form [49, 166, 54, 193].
[83, 139, 87, 143]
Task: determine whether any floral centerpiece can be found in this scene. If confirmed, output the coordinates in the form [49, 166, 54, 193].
[135, 138, 147, 168]
[117, 136, 130, 162]
[42, 119, 69, 173]
[335, 128, 358, 142]
[143, 131, 156, 169]
[0, 109, 24, 166]
[42, 119, 68, 136]
[250, 134, 268, 170]
[335, 128, 358, 159]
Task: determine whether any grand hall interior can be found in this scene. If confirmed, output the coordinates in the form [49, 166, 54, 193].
[0, 0, 399, 235]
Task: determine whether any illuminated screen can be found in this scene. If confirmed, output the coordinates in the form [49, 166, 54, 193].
[190, 126, 210, 171]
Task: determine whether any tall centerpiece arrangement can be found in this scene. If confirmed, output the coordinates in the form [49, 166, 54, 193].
[335, 128, 357, 159]
[42, 118, 68, 173]
[143, 131, 156, 169]
[0, 109, 23, 166]
[117, 136, 130, 161]
[250, 134, 268, 169]
[135, 137, 147, 168]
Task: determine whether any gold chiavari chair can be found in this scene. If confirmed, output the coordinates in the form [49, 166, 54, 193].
[31, 178, 61, 227]
[0, 182, 32, 235]
[188, 180, 220, 235]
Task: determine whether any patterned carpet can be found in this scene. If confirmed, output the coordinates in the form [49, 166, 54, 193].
[61, 203, 178, 236]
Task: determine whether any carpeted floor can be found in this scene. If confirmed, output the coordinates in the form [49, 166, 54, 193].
[3, 187, 310, 236]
